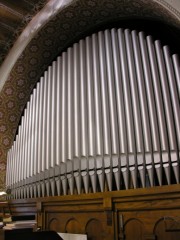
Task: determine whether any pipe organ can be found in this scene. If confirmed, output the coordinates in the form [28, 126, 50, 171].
[6, 28, 180, 199]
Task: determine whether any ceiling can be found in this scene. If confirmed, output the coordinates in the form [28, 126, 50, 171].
[0, 0, 48, 65]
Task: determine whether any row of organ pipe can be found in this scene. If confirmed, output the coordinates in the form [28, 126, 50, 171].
[6, 28, 180, 199]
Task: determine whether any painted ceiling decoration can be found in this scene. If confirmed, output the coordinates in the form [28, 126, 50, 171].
[0, 0, 179, 190]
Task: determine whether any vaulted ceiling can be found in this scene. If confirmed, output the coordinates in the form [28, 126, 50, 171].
[0, 0, 179, 191]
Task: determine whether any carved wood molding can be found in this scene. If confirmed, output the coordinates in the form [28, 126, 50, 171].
[164, 216, 180, 232]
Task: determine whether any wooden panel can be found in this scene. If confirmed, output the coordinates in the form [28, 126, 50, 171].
[45, 210, 113, 239]
[8, 184, 180, 240]
[124, 219, 145, 240]
[154, 218, 180, 240]
[65, 218, 82, 234]
[86, 219, 104, 240]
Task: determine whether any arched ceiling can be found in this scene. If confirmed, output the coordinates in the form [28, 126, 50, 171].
[0, 0, 179, 190]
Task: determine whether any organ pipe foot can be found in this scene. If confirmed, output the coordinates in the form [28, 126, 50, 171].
[122, 167, 129, 190]
[130, 166, 137, 189]
[97, 170, 104, 192]
[146, 165, 154, 187]
[163, 163, 171, 185]
[172, 162, 179, 184]
[30, 185, 33, 198]
[14, 188, 18, 199]
[23, 187, 27, 199]
[20, 187, 24, 199]
[74, 173, 81, 194]
[37, 184, 41, 197]
[55, 177, 61, 196]
[82, 172, 89, 194]
[138, 166, 145, 188]
[67, 174, 74, 195]
[12, 190, 14, 199]
[89, 171, 97, 193]
[33, 184, 37, 198]
[61, 177, 67, 195]
[50, 178, 55, 196]
[41, 182, 45, 197]
[155, 164, 162, 186]
[14, 189, 17, 200]
[17, 189, 20, 199]
[19, 188, 22, 199]
[113, 168, 120, 190]
[14, 189, 17, 199]
[19, 188, 21, 199]
[45, 180, 50, 197]
[26, 186, 30, 199]
[105, 169, 112, 191]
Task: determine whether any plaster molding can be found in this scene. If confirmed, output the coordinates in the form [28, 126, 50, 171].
[156, 0, 180, 18]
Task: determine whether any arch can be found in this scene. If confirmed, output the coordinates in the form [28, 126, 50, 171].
[48, 217, 60, 231]
[154, 217, 180, 239]
[65, 218, 83, 234]
[85, 218, 104, 240]
[124, 217, 144, 227]
[124, 218, 145, 240]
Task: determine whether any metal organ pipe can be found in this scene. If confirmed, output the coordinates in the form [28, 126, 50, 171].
[172, 54, 180, 100]
[119, 30, 135, 164]
[111, 29, 127, 190]
[155, 41, 180, 183]
[37, 78, 44, 174]
[126, 30, 144, 188]
[92, 33, 103, 193]
[56, 57, 62, 167]
[163, 46, 180, 153]
[6, 28, 180, 199]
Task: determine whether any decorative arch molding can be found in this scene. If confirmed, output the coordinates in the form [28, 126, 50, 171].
[153, 217, 180, 239]
[156, 0, 180, 18]
[65, 217, 82, 234]
[0, 0, 180, 190]
[48, 217, 60, 231]
[85, 218, 104, 239]
[124, 217, 144, 227]
[124, 218, 145, 240]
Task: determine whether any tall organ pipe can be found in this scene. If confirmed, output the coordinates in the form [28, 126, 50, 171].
[37, 78, 44, 173]
[125, 30, 144, 188]
[154, 41, 178, 162]
[118, 29, 134, 189]
[51, 61, 57, 168]
[111, 29, 127, 190]
[56, 57, 62, 166]
[172, 54, 180, 100]
[163, 46, 180, 152]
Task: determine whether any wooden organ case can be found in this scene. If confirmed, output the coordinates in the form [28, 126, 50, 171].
[6, 27, 180, 239]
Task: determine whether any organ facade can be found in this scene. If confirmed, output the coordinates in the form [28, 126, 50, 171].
[6, 28, 180, 199]
[0, 0, 180, 239]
